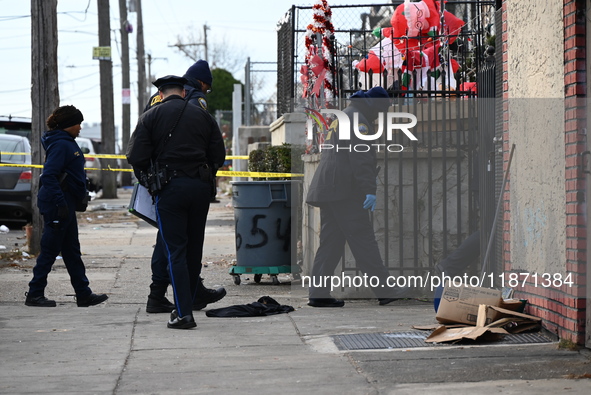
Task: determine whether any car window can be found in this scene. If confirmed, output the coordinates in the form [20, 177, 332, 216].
[77, 138, 97, 154]
[0, 139, 26, 164]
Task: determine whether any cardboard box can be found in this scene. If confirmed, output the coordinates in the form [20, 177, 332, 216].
[427, 305, 509, 343]
[426, 304, 542, 343]
[436, 285, 502, 325]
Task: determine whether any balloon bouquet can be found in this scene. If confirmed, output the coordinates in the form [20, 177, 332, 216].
[353, 0, 465, 95]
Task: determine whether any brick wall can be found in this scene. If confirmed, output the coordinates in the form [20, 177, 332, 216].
[503, 0, 587, 344]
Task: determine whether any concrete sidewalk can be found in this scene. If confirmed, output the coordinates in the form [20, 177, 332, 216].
[1, 189, 590, 394]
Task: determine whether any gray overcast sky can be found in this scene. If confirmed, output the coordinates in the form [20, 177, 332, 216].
[0, 0, 387, 134]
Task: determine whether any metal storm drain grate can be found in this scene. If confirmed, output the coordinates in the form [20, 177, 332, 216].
[332, 331, 553, 351]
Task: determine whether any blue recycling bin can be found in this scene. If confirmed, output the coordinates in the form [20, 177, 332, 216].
[229, 180, 301, 285]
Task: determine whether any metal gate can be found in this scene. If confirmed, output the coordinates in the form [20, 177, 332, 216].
[279, 1, 498, 282]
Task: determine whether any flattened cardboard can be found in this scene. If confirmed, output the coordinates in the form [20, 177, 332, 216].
[487, 305, 541, 321]
[426, 305, 509, 343]
[425, 325, 508, 343]
[435, 285, 502, 325]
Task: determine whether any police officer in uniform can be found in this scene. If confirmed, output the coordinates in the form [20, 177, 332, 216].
[142, 61, 226, 315]
[127, 75, 225, 329]
[306, 87, 407, 307]
[144, 59, 212, 113]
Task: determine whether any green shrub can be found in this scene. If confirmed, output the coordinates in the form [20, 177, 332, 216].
[248, 143, 303, 180]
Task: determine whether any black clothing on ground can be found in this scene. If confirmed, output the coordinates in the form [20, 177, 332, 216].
[206, 296, 294, 318]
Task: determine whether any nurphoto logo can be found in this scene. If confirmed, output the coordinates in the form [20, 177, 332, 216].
[306, 109, 418, 152]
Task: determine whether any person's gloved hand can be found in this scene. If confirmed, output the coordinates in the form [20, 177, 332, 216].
[57, 205, 69, 221]
[363, 194, 376, 211]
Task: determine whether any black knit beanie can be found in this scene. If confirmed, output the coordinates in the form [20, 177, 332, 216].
[183, 60, 213, 86]
[47, 105, 84, 130]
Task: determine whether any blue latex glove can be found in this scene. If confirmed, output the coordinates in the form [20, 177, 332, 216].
[363, 194, 376, 211]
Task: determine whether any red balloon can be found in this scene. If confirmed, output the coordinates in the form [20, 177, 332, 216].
[355, 53, 384, 73]
[443, 11, 465, 45]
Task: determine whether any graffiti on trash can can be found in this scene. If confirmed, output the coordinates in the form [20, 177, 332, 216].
[276, 217, 291, 252]
[235, 214, 291, 252]
[245, 214, 268, 249]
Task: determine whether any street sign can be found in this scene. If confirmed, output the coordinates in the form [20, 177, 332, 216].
[93, 46, 111, 60]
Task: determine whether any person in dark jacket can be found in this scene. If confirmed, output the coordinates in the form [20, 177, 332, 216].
[25, 105, 109, 308]
[127, 75, 226, 329]
[306, 87, 407, 307]
[144, 59, 212, 112]
[141, 61, 226, 315]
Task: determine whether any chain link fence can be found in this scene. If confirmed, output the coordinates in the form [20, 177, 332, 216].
[277, 1, 496, 115]
[244, 59, 277, 126]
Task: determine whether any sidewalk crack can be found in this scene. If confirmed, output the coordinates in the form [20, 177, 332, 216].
[113, 307, 140, 395]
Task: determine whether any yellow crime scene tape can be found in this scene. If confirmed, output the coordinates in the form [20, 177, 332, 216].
[0, 153, 302, 177]
[1, 152, 250, 160]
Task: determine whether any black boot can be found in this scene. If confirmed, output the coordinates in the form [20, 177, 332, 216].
[146, 283, 175, 313]
[192, 278, 226, 310]
[167, 310, 196, 329]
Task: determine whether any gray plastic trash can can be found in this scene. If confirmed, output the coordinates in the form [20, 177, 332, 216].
[229, 180, 301, 284]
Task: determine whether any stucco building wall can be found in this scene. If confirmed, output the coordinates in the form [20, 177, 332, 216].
[506, 1, 566, 275]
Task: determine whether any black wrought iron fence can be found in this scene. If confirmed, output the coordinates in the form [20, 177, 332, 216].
[282, 1, 499, 285]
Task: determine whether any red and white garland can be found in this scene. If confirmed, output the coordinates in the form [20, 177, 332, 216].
[301, 0, 336, 101]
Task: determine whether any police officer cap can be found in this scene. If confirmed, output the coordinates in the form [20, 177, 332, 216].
[152, 75, 187, 90]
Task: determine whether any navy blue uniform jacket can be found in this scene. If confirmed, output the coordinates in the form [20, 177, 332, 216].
[127, 95, 225, 176]
[38, 130, 87, 213]
[306, 104, 379, 206]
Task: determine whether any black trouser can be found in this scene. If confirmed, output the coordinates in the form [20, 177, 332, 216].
[154, 176, 210, 317]
[150, 231, 203, 288]
[28, 201, 91, 299]
[308, 197, 394, 299]
[436, 230, 481, 277]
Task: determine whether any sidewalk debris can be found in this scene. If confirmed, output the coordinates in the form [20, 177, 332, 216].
[426, 304, 541, 343]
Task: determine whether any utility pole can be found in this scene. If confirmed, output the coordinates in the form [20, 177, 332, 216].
[97, 0, 117, 198]
[118, 0, 132, 186]
[30, 0, 59, 255]
[146, 53, 167, 86]
[203, 24, 209, 61]
[169, 24, 209, 62]
[136, 0, 147, 111]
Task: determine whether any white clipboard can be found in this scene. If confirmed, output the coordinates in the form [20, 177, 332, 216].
[128, 183, 158, 227]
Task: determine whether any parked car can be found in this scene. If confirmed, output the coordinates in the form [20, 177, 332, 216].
[0, 116, 32, 139]
[76, 136, 102, 192]
[0, 134, 32, 224]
